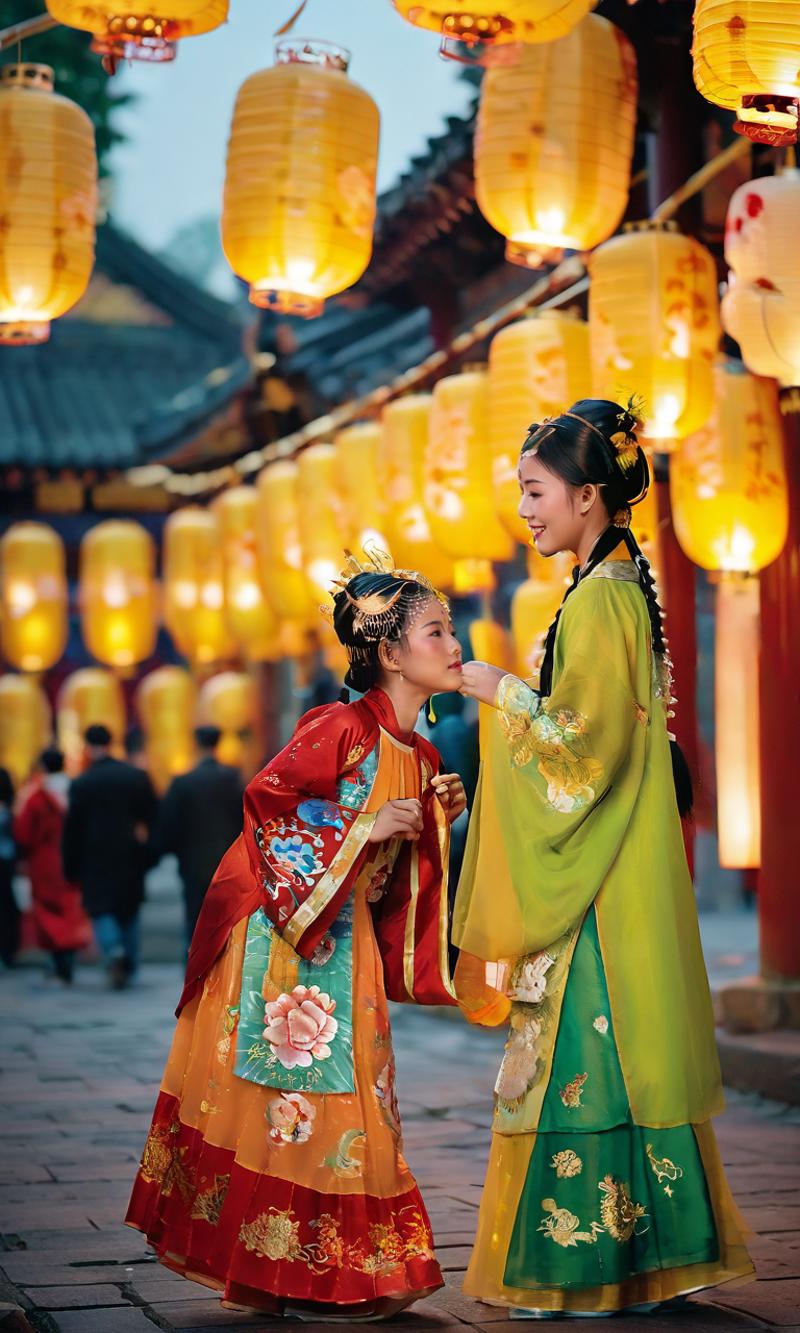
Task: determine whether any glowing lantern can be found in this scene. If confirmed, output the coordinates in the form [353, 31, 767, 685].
[722, 168, 800, 388]
[222, 40, 379, 317]
[256, 462, 318, 651]
[379, 396, 454, 587]
[489, 312, 591, 542]
[334, 422, 391, 559]
[693, 0, 800, 146]
[590, 225, 721, 445]
[425, 367, 514, 592]
[45, 0, 228, 63]
[198, 671, 259, 773]
[80, 521, 157, 669]
[213, 488, 281, 663]
[0, 675, 51, 789]
[671, 361, 788, 870]
[475, 16, 637, 268]
[511, 549, 573, 681]
[0, 523, 67, 672]
[57, 668, 125, 774]
[391, 0, 594, 57]
[163, 508, 234, 667]
[136, 666, 197, 794]
[297, 444, 349, 604]
[0, 64, 96, 346]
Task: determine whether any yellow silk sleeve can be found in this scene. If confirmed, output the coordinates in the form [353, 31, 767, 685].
[452, 578, 651, 961]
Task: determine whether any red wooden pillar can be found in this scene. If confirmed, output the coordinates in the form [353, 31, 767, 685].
[758, 403, 800, 981]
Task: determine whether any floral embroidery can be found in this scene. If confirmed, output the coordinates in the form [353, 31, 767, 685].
[512, 951, 555, 1003]
[191, 1172, 230, 1226]
[199, 1099, 220, 1115]
[267, 834, 325, 886]
[345, 743, 365, 769]
[598, 1175, 648, 1241]
[532, 709, 604, 813]
[267, 1092, 316, 1145]
[538, 1198, 602, 1247]
[310, 934, 336, 966]
[593, 1015, 609, 1035]
[261, 771, 281, 787]
[495, 1009, 543, 1103]
[239, 1208, 318, 1264]
[296, 799, 345, 838]
[322, 1128, 367, 1178]
[633, 702, 649, 727]
[263, 985, 338, 1070]
[216, 1005, 239, 1063]
[646, 1143, 684, 1198]
[366, 864, 391, 903]
[559, 1071, 588, 1108]
[238, 1203, 435, 1274]
[551, 1149, 583, 1178]
[375, 1057, 402, 1136]
[497, 675, 540, 768]
[139, 1120, 194, 1202]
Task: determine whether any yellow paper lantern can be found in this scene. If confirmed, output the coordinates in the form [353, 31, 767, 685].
[297, 444, 349, 604]
[0, 675, 51, 789]
[256, 463, 318, 633]
[136, 666, 197, 794]
[511, 549, 573, 681]
[670, 362, 788, 574]
[425, 368, 514, 591]
[722, 168, 800, 388]
[80, 521, 157, 669]
[489, 312, 591, 542]
[0, 523, 68, 672]
[334, 422, 391, 559]
[391, 0, 594, 54]
[475, 16, 637, 268]
[379, 396, 454, 587]
[213, 488, 281, 663]
[198, 671, 259, 773]
[46, 0, 227, 62]
[222, 40, 379, 317]
[693, 0, 800, 146]
[57, 667, 126, 774]
[590, 225, 721, 444]
[163, 508, 234, 667]
[0, 64, 96, 346]
[671, 360, 788, 871]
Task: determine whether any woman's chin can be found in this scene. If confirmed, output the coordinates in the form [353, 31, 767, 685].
[438, 671, 463, 693]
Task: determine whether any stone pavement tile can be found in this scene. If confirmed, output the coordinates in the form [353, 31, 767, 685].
[129, 1276, 220, 1303]
[27, 1283, 131, 1308]
[48, 1160, 138, 1182]
[475, 1306, 767, 1332]
[143, 1300, 266, 1326]
[743, 1205, 800, 1233]
[50, 1310, 159, 1332]
[698, 1278, 800, 1326]
[0, 1258, 151, 1286]
[0, 1167, 53, 1186]
[427, 1276, 511, 1323]
[2, 1228, 148, 1257]
[436, 1245, 471, 1272]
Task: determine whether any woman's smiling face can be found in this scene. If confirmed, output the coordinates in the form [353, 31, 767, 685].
[517, 450, 582, 557]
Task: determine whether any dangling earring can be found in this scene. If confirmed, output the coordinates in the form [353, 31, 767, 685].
[427, 695, 437, 724]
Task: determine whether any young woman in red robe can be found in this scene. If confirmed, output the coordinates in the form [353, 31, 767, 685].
[126, 556, 467, 1320]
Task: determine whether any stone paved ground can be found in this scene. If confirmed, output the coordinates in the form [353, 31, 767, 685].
[0, 960, 798, 1333]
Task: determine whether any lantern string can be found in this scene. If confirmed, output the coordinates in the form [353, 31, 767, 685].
[649, 137, 751, 224]
[274, 0, 310, 37]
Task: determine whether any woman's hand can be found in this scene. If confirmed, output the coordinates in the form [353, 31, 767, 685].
[460, 661, 508, 707]
[431, 773, 467, 825]
[368, 798, 423, 844]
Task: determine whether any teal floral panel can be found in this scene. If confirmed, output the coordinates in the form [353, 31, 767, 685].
[234, 902, 356, 1094]
[336, 743, 378, 810]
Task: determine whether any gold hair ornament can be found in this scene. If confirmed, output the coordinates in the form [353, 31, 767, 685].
[321, 545, 450, 643]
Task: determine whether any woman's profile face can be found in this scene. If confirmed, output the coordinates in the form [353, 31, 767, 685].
[391, 596, 463, 696]
[517, 452, 580, 558]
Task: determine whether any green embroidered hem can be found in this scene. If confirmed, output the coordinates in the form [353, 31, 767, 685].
[504, 908, 720, 1292]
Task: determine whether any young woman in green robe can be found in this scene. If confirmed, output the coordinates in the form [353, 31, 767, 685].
[454, 398, 754, 1317]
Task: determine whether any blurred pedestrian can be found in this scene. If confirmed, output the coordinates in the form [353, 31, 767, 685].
[14, 747, 92, 985]
[155, 725, 243, 950]
[62, 724, 157, 989]
[0, 768, 19, 970]
[125, 727, 148, 771]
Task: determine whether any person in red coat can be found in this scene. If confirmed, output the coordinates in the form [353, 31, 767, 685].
[14, 747, 91, 984]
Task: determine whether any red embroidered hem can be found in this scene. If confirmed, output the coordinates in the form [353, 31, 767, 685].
[125, 1092, 444, 1313]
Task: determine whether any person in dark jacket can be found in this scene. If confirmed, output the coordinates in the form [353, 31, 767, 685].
[0, 767, 19, 970]
[155, 725, 243, 950]
[62, 724, 157, 989]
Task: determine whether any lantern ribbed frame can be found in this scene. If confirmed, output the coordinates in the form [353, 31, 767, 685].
[488, 311, 591, 542]
[590, 226, 721, 443]
[475, 15, 637, 268]
[693, 0, 800, 146]
[722, 169, 800, 388]
[222, 41, 379, 317]
[46, 0, 228, 62]
[0, 64, 96, 345]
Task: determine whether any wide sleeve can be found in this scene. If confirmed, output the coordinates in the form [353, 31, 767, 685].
[453, 579, 650, 961]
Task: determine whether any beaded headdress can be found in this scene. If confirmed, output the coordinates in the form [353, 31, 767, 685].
[322, 547, 450, 659]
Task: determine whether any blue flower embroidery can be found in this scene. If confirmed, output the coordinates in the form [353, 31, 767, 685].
[268, 834, 324, 886]
[297, 799, 344, 833]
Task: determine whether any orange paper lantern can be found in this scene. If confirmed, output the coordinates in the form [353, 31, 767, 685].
[222, 40, 379, 317]
[79, 521, 157, 669]
[136, 666, 197, 794]
[163, 508, 234, 667]
[335, 422, 391, 559]
[391, 0, 594, 56]
[213, 488, 281, 663]
[46, 0, 228, 62]
[379, 395, 454, 587]
[256, 463, 318, 631]
[198, 671, 259, 774]
[0, 674, 51, 789]
[693, 0, 800, 146]
[0, 522, 68, 672]
[0, 64, 96, 346]
[57, 668, 126, 774]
